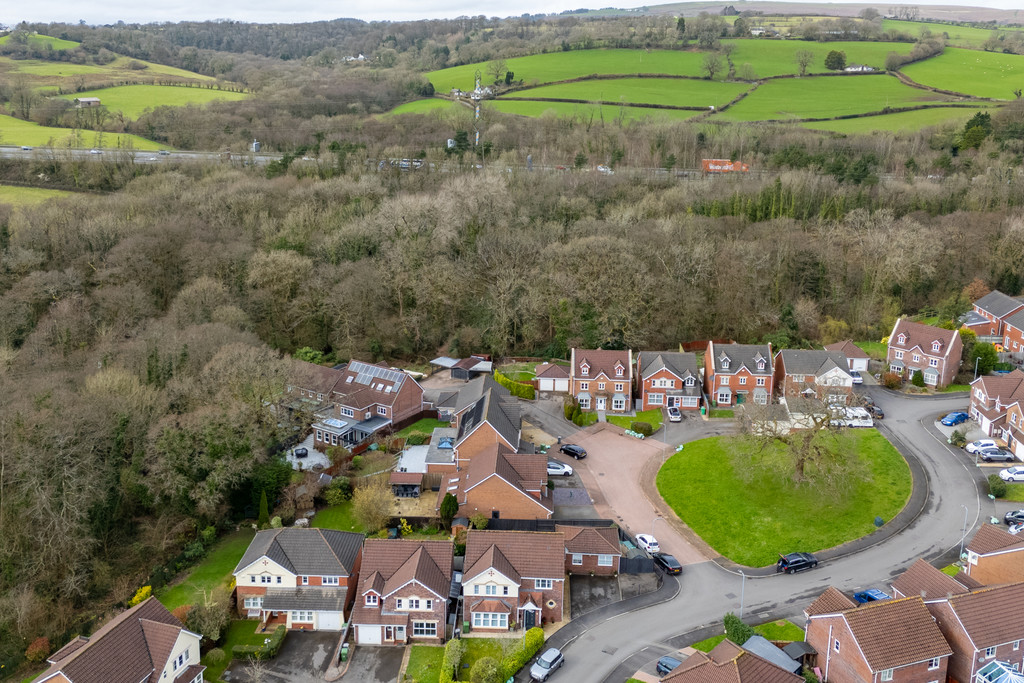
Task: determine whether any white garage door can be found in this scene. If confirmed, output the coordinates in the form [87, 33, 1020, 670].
[358, 624, 382, 644]
[538, 379, 554, 392]
[319, 612, 343, 631]
[553, 378, 569, 392]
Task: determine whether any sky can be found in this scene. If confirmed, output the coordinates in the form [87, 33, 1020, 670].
[3, 0, 1019, 26]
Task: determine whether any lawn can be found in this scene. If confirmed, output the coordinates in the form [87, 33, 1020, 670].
[902, 47, 1024, 99]
[939, 384, 971, 393]
[0, 113, 161, 149]
[395, 418, 451, 438]
[691, 619, 805, 651]
[203, 620, 271, 683]
[941, 564, 960, 577]
[709, 409, 734, 418]
[497, 362, 538, 382]
[385, 98, 465, 116]
[608, 408, 663, 432]
[157, 527, 255, 610]
[311, 501, 366, 533]
[883, 19, 1024, 49]
[853, 340, 887, 360]
[0, 185, 74, 206]
[487, 99, 699, 122]
[715, 74, 953, 122]
[722, 39, 913, 78]
[1003, 484, 1024, 502]
[406, 645, 445, 683]
[504, 78, 750, 109]
[0, 33, 79, 50]
[656, 431, 911, 567]
[461, 637, 516, 675]
[59, 84, 248, 119]
[803, 105, 990, 133]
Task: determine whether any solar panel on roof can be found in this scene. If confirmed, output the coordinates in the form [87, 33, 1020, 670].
[350, 361, 406, 388]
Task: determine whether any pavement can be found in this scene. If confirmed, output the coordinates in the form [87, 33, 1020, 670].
[223, 631, 339, 683]
[337, 644, 404, 683]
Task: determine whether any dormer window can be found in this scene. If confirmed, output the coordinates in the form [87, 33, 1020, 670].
[580, 363, 589, 376]
[757, 361, 765, 371]
[897, 333, 907, 345]
[931, 341, 941, 352]
[615, 364, 624, 377]
[721, 358, 730, 369]
[685, 377, 694, 386]
[365, 593, 378, 606]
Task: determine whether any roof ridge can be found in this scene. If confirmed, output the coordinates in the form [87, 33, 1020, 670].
[317, 528, 347, 572]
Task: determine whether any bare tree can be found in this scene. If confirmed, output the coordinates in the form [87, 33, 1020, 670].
[701, 53, 724, 80]
[794, 50, 815, 77]
[245, 654, 269, 683]
[487, 58, 508, 84]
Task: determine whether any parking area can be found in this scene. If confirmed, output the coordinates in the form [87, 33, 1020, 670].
[338, 644, 405, 683]
[222, 631, 339, 683]
[569, 573, 660, 618]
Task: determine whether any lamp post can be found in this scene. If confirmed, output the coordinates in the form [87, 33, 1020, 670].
[652, 516, 665, 538]
[739, 570, 746, 619]
[959, 503, 969, 560]
[974, 355, 980, 382]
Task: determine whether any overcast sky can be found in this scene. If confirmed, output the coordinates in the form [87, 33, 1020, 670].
[4, 0, 1018, 26]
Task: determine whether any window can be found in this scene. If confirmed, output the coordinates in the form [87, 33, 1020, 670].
[276, 576, 282, 584]
[985, 647, 996, 658]
[572, 554, 583, 566]
[485, 584, 497, 595]
[580, 364, 589, 376]
[291, 611, 313, 622]
[649, 394, 663, 405]
[739, 376, 747, 385]
[377, 406, 387, 416]
[535, 579, 553, 589]
[612, 398, 625, 411]
[757, 361, 765, 370]
[472, 613, 508, 629]
[316, 429, 323, 441]
[580, 398, 590, 409]
[615, 383, 623, 392]
[929, 657, 941, 670]
[897, 334, 907, 344]
[615, 365, 624, 377]
[331, 434, 338, 446]
[396, 599, 404, 609]
[243, 597, 263, 609]
[408, 598, 420, 609]
[341, 407, 354, 418]
[685, 377, 694, 386]
[929, 358, 938, 367]
[425, 599, 433, 610]
[473, 585, 480, 595]
[912, 354, 921, 363]
[1014, 640, 1021, 651]
[317, 393, 323, 401]
[833, 640, 840, 653]
[302, 576, 308, 585]
[173, 652, 186, 671]
[250, 575, 256, 584]
[598, 382, 605, 391]
[580, 382, 589, 391]
[722, 359, 730, 369]
[721, 376, 730, 385]
[894, 350, 904, 360]
[365, 594, 378, 606]
[260, 575, 272, 584]
[880, 669, 893, 681]
[323, 576, 340, 586]
[412, 621, 437, 637]
[717, 391, 730, 405]
[757, 377, 766, 387]
[598, 555, 613, 567]
[932, 341, 941, 351]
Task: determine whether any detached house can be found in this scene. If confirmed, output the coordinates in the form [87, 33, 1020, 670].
[440, 445, 552, 520]
[969, 369, 1024, 439]
[705, 342, 773, 407]
[774, 349, 854, 405]
[463, 530, 565, 632]
[34, 597, 204, 683]
[886, 319, 962, 389]
[636, 351, 702, 411]
[232, 528, 364, 631]
[961, 290, 1024, 338]
[352, 539, 454, 645]
[556, 524, 621, 575]
[964, 524, 1024, 586]
[451, 377, 524, 469]
[890, 558, 976, 601]
[569, 348, 633, 413]
[661, 639, 803, 683]
[823, 340, 870, 374]
[1006, 400, 1024, 461]
[1004, 310, 1024, 355]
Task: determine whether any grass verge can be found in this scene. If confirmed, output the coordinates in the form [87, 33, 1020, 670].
[939, 384, 971, 393]
[709, 409, 734, 418]
[608, 408, 663, 431]
[406, 645, 445, 683]
[158, 527, 255, 610]
[1002, 484, 1024, 502]
[691, 619, 805, 652]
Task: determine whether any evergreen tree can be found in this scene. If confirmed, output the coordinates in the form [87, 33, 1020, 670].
[258, 489, 269, 528]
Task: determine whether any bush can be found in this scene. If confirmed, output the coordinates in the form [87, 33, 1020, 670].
[25, 637, 50, 663]
[129, 585, 152, 606]
[406, 434, 426, 446]
[723, 613, 755, 645]
[232, 625, 287, 660]
[803, 671, 820, 683]
[324, 476, 353, 505]
[494, 370, 536, 400]
[351, 455, 364, 470]
[564, 400, 576, 420]
[440, 638, 466, 683]
[882, 372, 903, 389]
[911, 370, 925, 388]
[989, 474, 1008, 499]
[183, 539, 206, 560]
[631, 421, 654, 437]
[200, 525, 217, 545]
[470, 513, 489, 530]
[206, 648, 227, 665]
[171, 604, 192, 622]
[440, 492, 459, 528]
[270, 516, 283, 528]
[502, 627, 546, 678]
[471, 656, 503, 683]
[950, 429, 967, 448]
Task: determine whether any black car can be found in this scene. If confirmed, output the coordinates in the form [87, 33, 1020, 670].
[656, 655, 682, 675]
[652, 552, 683, 575]
[980, 448, 1016, 463]
[866, 405, 884, 420]
[559, 444, 587, 460]
[1005, 509, 1024, 525]
[776, 552, 819, 574]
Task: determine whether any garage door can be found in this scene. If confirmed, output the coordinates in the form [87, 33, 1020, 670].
[538, 379, 553, 392]
[319, 612, 343, 631]
[358, 624, 382, 644]
[554, 378, 569, 392]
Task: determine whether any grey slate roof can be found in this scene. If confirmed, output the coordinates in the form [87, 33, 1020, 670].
[233, 528, 363, 577]
[1006, 308, 1024, 333]
[261, 587, 348, 612]
[640, 351, 700, 382]
[741, 635, 801, 673]
[778, 349, 851, 377]
[457, 377, 520, 449]
[975, 290, 1024, 319]
[711, 343, 773, 375]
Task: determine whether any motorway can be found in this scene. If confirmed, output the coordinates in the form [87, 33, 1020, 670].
[544, 387, 999, 683]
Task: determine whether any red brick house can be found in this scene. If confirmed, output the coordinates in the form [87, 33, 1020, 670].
[439, 444, 552, 520]
[824, 340, 870, 374]
[704, 342, 773, 407]
[351, 539, 454, 645]
[964, 524, 1024, 586]
[661, 639, 803, 683]
[232, 528, 364, 631]
[451, 377, 523, 469]
[773, 349, 853, 405]
[890, 558, 975, 600]
[804, 587, 952, 683]
[463, 530, 565, 632]
[636, 351, 701, 411]
[34, 597, 205, 683]
[886, 319, 963, 389]
[1006, 400, 1024, 461]
[969, 369, 1024, 439]
[556, 525, 621, 575]
[1004, 310, 1024, 355]
[570, 348, 633, 413]
[961, 290, 1024, 338]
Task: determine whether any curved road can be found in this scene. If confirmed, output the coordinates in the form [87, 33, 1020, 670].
[544, 388, 999, 683]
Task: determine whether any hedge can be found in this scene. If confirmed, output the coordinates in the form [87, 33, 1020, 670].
[231, 626, 286, 660]
[501, 627, 546, 679]
[440, 638, 465, 683]
[494, 370, 536, 400]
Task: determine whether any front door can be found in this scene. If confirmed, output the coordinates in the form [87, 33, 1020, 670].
[385, 626, 394, 641]
[395, 625, 405, 642]
[523, 609, 536, 629]
[597, 397, 606, 410]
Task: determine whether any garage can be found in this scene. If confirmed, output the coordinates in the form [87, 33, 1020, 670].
[357, 624, 382, 644]
[319, 611, 343, 631]
[536, 363, 569, 393]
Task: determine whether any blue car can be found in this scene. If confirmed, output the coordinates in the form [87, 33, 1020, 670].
[941, 411, 969, 426]
[853, 588, 890, 604]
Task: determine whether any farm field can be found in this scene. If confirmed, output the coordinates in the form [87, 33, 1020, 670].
[802, 105, 991, 133]
[385, 98, 466, 116]
[59, 84, 248, 119]
[0, 33, 79, 50]
[487, 99, 699, 121]
[0, 113, 161, 149]
[901, 47, 1024, 99]
[883, 19, 1024, 47]
[503, 77, 750, 109]
[2, 53, 216, 94]
[722, 39, 912, 77]
[0, 185, 74, 206]
[715, 74, 954, 121]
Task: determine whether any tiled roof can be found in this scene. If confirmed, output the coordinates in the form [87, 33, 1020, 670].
[955, 570, 985, 590]
[389, 472, 424, 485]
[233, 528, 363, 577]
[465, 543, 521, 584]
[967, 523, 1024, 556]
[465, 530, 565, 582]
[663, 639, 803, 683]
[975, 290, 1024, 319]
[457, 378, 520, 448]
[946, 582, 1024, 649]
[824, 340, 870, 359]
[891, 558, 968, 600]
[889, 319, 959, 357]
[843, 596, 952, 671]
[459, 446, 552, 515]
[639, 351, 700, 382]
[261, 587, 348, 611]
[469, 598, 512, 614]
[805, 586, 856, 616]
[556, 525, 620, 555]
[351, 540, 452, 626]
[535, 362, 569, 379]
[382, 546, 450, 599]
[572, 348, 632, 380]
[777, 349, 850, 377]
[1006, 309, 1024, 333]
[333, 360, 420, 408]
[971, 370, 1024, 405]
[709, 343, 773, 375]
[37, 597, 191, 683]
[174, 664, 206, 683]
[291, 360, 346, 396]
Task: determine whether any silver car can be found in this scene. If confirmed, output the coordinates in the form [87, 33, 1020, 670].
[530, 648, 564, 681]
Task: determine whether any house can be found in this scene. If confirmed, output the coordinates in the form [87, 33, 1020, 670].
[890, 557, 974, 600]
[556, 524, 621, 575]
[439, 444, 552, 519]
[1006, 400, 1024, 460]
[968, 370, 1024, 439]
[1004, 310, 1024, 355]
[463, 530, 565, 632]
[740, 635, 802, 675]
[74, 97, 101, 107]
[964, 524, 1024, 585]
[886, 319, 963, 389]
[429, 355, 493, 381]
[232, 528, 364, 631]
[451, 377, 525, 467]
[661, 639, 804, 682]
[773, 349, 853, 405]
[285, 361, 346, 411]
[823, 340, 870, 374]
[569, 348, 633, 413]
[961, 290, 1024, 338]
[843, 64, 875, 72]
[351, 539, 454, 645]
[704, 342, 773, 407]
[804, 587, 952, 682]
[313, 360, 424, 451]
[535, 363, 570, 394]
[636, 351, 702, 411]
[34, 597, 204, 683]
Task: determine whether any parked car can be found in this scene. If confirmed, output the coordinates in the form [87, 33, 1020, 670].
[559, 444, 587, 460]
[861, 394, 875, 407]
[547, 461, 573, 477]
[667, 407, 682, 422]
[1010, 522, 1024, 536]
[776, 552, 819, 574]
[656, 655, 682, 675]
[530, 648, 564, 681]
[1000, 466, 1024, 482]
[159, 150, 170, 155]
[635, 534, 660, 554]
[89, 149, 102, 154]
[294, 447, 308, 458]
[866, 405, 885, 420]
[850, 370, 863, 385]
[941, 411, 969, 426]
[1004, 509, 1024, 525]
[20, 146, 32, 151]
[853, 588, 891, 603]
[980, 448, 1016, 463]
[966, 439, 999, 454]
[652, 552, 682, 575]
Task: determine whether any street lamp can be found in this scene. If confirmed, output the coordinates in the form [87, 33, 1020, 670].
[974, 356, 981, 381]
[652, 516, 665, 538]
[959, 504, 969, 560]
[739, 570, 746, 619]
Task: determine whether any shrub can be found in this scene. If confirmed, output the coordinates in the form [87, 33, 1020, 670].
[232, 625, 287, 660]
[324, 477, 353, 505]
[440, 492, 459, 528]
[183, 540, 206, 560]
[258, 489, 270, 528]
[989, 473, 1008, 498]
[911, 370, 925, 387]
[398, 518, 414, 536]
[502, 627, 546, 678]
[882, 372, 903, 389]
[950, 429, 967, 448]
[206, 648, 227, 665]
[471, 656, 503, 683]
[470, 513, 489, 530]
[270, 516, 283, 528]
[200, 525, 217, 545]
[351, 455, 364, 470]
[494, 370, 536, 400]
[25, 636, 50, 663]
[631, 421, 654, 437]
[171, 604, 192, 622]
[803, 671, 820, 683]
[564, 400, 576, 420]
[406, 434, 426, 446]
[129, 585, 152, 606]
[723, 612, 755, 645]
[440, 637, 465, 683]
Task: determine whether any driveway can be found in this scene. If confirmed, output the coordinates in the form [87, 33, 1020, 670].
[338, 645, 404, 683]
[223, 631, 338, 683]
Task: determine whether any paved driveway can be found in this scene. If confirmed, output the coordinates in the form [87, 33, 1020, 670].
[339, 645, 404, 683]
[223, 631, 338, 683]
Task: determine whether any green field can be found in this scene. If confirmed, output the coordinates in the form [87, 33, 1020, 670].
[504, 77, 750, 109]
[803, 105, 991, 133]
[716, 74, 952, 121]
[488, 99, 699, 122]
[883, 19, 1024, 48]
[902, 47, 1024, 99]
[157, 528, 255, 610]
[60, 84, 248, 118]
[0, 113, 161, 149]
[722, 39, 912, 78]
[656, 431, 911, 567]
[0, 185, 74, 206]
[386, 98, 466, 116]
[607, 408, 663, 432]
[0, 33, 79, 50]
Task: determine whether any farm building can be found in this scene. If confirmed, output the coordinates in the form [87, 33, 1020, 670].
[74, 97, 101, 107]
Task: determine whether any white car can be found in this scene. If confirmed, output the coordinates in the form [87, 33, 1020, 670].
[1000, 466, 1024, 482]
[1010, 523, 1024, 536]
[667, 407, 682, 422]
[850, 371, 863, 385]
[596, 164, 614, 175]
[89, 149, 102, 154]
[547, 461, 573, 477]
[636, 534, 660, 553]
[966, 439, 998, 454]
